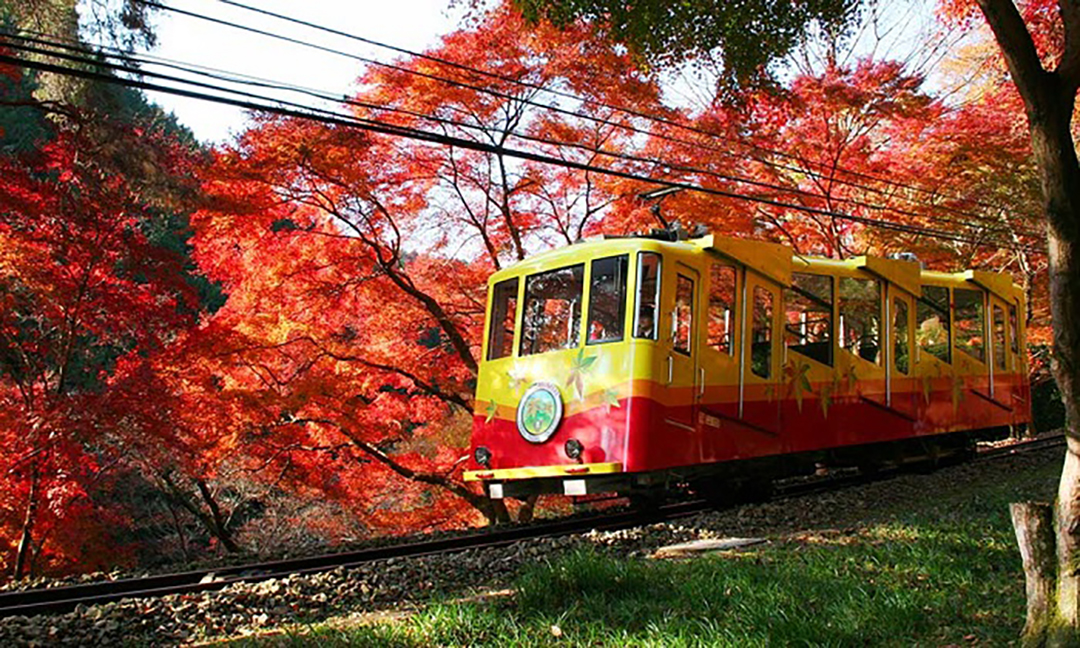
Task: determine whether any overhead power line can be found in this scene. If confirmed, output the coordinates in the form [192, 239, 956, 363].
[188, 0, 1035, 219]
[1, 32, 1042, 245]
[1, 30, 1043, 243]
[1, 49, 1044, 255]
[131, 0, 1039, 226]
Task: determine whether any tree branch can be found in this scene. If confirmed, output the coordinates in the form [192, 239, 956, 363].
[976, 0, 1051, 112]
[1060, 0, 1080, 91]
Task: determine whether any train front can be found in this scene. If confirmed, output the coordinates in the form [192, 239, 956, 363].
[464, 238, 662, 500]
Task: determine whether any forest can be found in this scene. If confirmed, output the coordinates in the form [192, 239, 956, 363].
[0, 0, 1056, 582]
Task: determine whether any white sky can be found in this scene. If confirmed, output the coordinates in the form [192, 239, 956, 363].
[142, 0, 466, 143]
[136, 0, 948, 145]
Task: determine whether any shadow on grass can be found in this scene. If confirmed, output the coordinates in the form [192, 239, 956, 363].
[259, 457, 1059, 647]
[301, 521, 1023, 647]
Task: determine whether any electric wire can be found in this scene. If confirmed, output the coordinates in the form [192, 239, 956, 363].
[180, 0, 1034, 219]
[132, 0, 1038, 226]
[4, 49, 1046, 254]
[2, 29, 1044, 244]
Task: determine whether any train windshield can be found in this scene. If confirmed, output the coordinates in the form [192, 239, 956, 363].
[954, 288, 986, 362]
[587, 255, 629, 345]
[634, 252, 661, 339]
[520, 264, 585, 356]
[486, 278, 518, 361]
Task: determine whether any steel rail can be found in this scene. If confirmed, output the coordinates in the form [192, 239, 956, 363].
[0, 501, 708, 618]
[0, 433, 1062, 618]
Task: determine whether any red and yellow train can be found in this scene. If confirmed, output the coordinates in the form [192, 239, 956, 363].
[464, 231, 1030, 501]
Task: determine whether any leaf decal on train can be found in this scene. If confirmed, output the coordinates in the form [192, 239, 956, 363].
[921, 374, 932, 404]
[506, 365, 528, 393]
[844, 364, 859, 393]
[484, 400, 498, 423]
[784, 359, 812, 412]
[951, 375, 966, 412]
[566, 348, 597, 401]
[602, 387, 621, 411]
[819, 382, 833, 418]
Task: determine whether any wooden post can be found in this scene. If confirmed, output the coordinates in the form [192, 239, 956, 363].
[1011, 501, 1056, 647]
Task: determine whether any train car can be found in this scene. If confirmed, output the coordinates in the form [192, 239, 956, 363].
[463, 230, 1031, 501]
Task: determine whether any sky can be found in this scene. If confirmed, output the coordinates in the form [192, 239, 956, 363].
[142, 0, 467, 143]
[136, 0, 949, 145]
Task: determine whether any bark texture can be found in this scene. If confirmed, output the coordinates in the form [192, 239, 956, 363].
[12, 466, 40, 580]
[1012, 502, 1056, 646]
[975, 0, 1080, 644]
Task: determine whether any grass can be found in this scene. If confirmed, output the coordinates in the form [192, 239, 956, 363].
[249, 455, 1061, 647]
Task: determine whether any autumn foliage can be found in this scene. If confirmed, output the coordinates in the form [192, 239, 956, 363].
[0, 2, 1053, 579]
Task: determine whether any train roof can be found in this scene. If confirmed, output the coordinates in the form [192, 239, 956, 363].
[489, 232, 1023, 301]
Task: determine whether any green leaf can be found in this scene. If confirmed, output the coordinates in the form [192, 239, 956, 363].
[603, 388, 621, 409]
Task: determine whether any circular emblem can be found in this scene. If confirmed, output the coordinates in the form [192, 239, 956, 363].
[516, 382, 563, 444]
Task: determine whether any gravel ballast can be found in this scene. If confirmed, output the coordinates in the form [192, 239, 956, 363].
[0, 446, 1060, 646]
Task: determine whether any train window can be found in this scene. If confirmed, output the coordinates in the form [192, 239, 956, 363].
[784, 273, 832, 366]
[839, 277, 881, 364]
[674, 274, 694, 354]
[917, 285, 951, 363]
[486, 278, 518, 361]
[708, 264, 736, 355]
[894, 298, 909, 375]
[634, 252, 661, 340]
[519, 264, 585, 356]
[954, 287, 986, 362]
[751, 286, 773, 378]
[993, 304, 1007, 370]
[587, 255, 628, 345]
[1009, 302, 1019, 355]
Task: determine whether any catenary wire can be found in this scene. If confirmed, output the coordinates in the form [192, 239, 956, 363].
[187, 0, 1034, 218]
[0, 50, 1045, 254]
[131, 0, 1038, 225]
[1, 29, 1044, 243]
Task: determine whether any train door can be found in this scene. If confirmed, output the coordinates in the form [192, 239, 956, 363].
[889, 288, 917, 419]
[662, 263, 699, 432]
[1006, 297, 1029, 421]
[836, 275, 888, 415]
[739, 271, 781, 437]
[987, 292, 1013, 409]
[698, 261, 741, 462]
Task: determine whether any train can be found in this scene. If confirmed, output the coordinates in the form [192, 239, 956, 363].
[463, 229, 1030, 503]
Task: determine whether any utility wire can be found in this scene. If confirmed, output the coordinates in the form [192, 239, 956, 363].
[3, 50, 1045, 254]
[133, 0, 1037, 226]
[3, 31, 1044, 243]
[4, 24, 1044, 241]
[181, 0, 1034, 219]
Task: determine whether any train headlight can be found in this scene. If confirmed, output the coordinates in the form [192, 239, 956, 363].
[474, 446, 492, 467]
[565, 439, 584, 460]
[516, 382, 563, 444]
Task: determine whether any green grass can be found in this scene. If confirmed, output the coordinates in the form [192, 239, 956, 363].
[255, 456, 1061, 647]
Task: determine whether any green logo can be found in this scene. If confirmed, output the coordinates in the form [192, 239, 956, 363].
[517, 383, 563, 443]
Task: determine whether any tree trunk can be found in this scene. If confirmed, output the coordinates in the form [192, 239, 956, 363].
[195, 479, 241, 554]
[158, 472, 242, 554]
[1029, 75, 1080, 647]
[1012, 502, 1056, 646]
[12, 465, 40, 580]
[988, 67, 1080, 644]
[973, 0, 1080, 634]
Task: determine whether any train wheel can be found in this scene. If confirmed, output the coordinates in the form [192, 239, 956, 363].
[858, 461, 885, 479]
[516, 494, 540, 523]
[629, 490, 665, 512]
[737, 478, 774, 503]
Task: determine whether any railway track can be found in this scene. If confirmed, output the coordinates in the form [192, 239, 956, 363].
[0, 433, 1063, 619]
